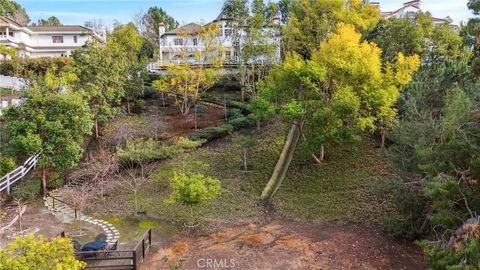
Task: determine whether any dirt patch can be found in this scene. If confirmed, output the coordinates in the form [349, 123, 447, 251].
[165, 105, 226, 136]
[141, 221, 426, 270]
[0, 201, 103, 249]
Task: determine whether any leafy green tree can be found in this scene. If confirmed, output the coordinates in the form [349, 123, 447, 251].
[259, 23, 418, 201]
[3, 78, 93, 196]
[71, 42, 129, 138]
[0, 0, 19, 16]
[0, 0, 28, 24]
[282, 0, 381, 59]
[139, 6, 179, 45]
[368, 12, 468, 63]
[384, 60, 480, 269]
[108, 23, 146, 113]
[468, 0, 480, 14]
[0, 234, 85, 270]
[34, 16, 62, 26]
[166, 171, 221, 225]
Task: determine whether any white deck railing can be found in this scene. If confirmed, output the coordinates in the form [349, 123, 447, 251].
[0, 153, 41, 194]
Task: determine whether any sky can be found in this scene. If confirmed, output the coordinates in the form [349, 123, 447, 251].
[16, 0, 474, 29]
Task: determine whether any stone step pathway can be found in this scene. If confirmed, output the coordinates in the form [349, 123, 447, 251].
[43, 190, 120, 247]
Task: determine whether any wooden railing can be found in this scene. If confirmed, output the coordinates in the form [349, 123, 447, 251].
[0, 153, 41, 194]
[66, 229, 152, 270]
[45, 193, 79, 219]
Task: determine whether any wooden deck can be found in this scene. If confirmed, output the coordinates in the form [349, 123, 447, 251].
[67, 229, 152, 270]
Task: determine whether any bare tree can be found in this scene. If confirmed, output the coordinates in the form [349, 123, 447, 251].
[116, 160, 154, 214]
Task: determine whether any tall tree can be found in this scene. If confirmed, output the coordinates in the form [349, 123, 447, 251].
[108, 23, 146, 113]
[0, 0, 29, 24]
[71, 42, 129, 138]
[282, 0, 381, 59]
[139, 6, 179, 45]
[384, 60, 480, 269]
[259, 23, 419, 201]
[369, 12, 468, 63]
[34, 16, 62, 26]
[3, 77, 93, 196]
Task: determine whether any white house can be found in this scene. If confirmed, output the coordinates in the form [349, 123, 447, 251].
[380, 0, 449, 26]
[156, 10, 281, 67]
[0, 16, 103, 59]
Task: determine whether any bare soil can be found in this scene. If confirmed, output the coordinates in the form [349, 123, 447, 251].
[142, 220, 426, 270]
[0, 201, 103, 249]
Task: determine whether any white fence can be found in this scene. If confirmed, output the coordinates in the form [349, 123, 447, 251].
[0, 75, 27, 90]
[0, 153, 41, 194]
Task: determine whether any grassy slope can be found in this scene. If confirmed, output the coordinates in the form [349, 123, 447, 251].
[96, 120, 396, 231]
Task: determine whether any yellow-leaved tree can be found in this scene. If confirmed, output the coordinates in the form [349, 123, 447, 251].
[260, 23, 420, 201]
[153, 23, 223, 116]
[0, 234, 85, 270]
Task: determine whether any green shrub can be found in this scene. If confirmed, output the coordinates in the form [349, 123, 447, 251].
[375, 178, 427, 240]
[46, 173, 64, 189]
[187, 124, 234, 142]
[227, 108, 243, 121]
[143, 86, 158, 99]
[118, 137, 203, 164]
[9, 177, 40, 202]
[228, 114, 256, 130]
[419, 238, 480, 270]
[132, 99, 146, 113]
[0, 157, 15, 176]
[196, 104, 208, 114]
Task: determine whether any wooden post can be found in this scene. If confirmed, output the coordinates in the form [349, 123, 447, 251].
[132, 250, 137, 270]
[148, 229, 152, 247]
[75, 209, 77, 219]
[142, 238, 145, 259]
[52, 197, 55, 209]
[6, 173, 10, 194]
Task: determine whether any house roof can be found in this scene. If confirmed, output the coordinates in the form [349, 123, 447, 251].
[1, 16, 94, 33]
[27, 25, 92, 32]
[163, 23, 202, 36]
[0, 16, 23, 27]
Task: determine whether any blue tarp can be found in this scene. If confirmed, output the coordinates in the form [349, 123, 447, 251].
[81, 241, 108, 252]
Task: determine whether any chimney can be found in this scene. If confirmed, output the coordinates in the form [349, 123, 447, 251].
[273, 15, 280, 25]
[158, 22, 166, 37]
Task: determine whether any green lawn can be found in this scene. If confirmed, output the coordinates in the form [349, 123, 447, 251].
[93, 121, 396, 236]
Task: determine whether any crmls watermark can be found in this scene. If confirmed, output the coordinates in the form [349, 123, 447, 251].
[197, 258, 236, 268]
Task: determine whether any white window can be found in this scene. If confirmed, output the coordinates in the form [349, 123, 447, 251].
[193, 38, 198, 46]
[73, 35, 78, 43]
[225, 51, 231, 59]
[174, 38, 183, 46]
[52, 36, 64, 43]
[224, 29, 232, 37]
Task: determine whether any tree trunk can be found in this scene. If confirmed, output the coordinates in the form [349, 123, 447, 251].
[243, 149, 248, 171]
[260, 121, 301, 201]
[194, 104, 198, 130]
[127, 100, 131, 114]
[41, 167, 47, 196]
[161, 93, 166, 107]
[319, 144, 325, 161]
[94, 118, 99, 139]
[381, 130, 386, 148]
[256, 119, 261, 131]
[133, 189, 138, 214]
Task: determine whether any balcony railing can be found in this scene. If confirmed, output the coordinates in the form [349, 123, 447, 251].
[0, 35, 17, 42]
